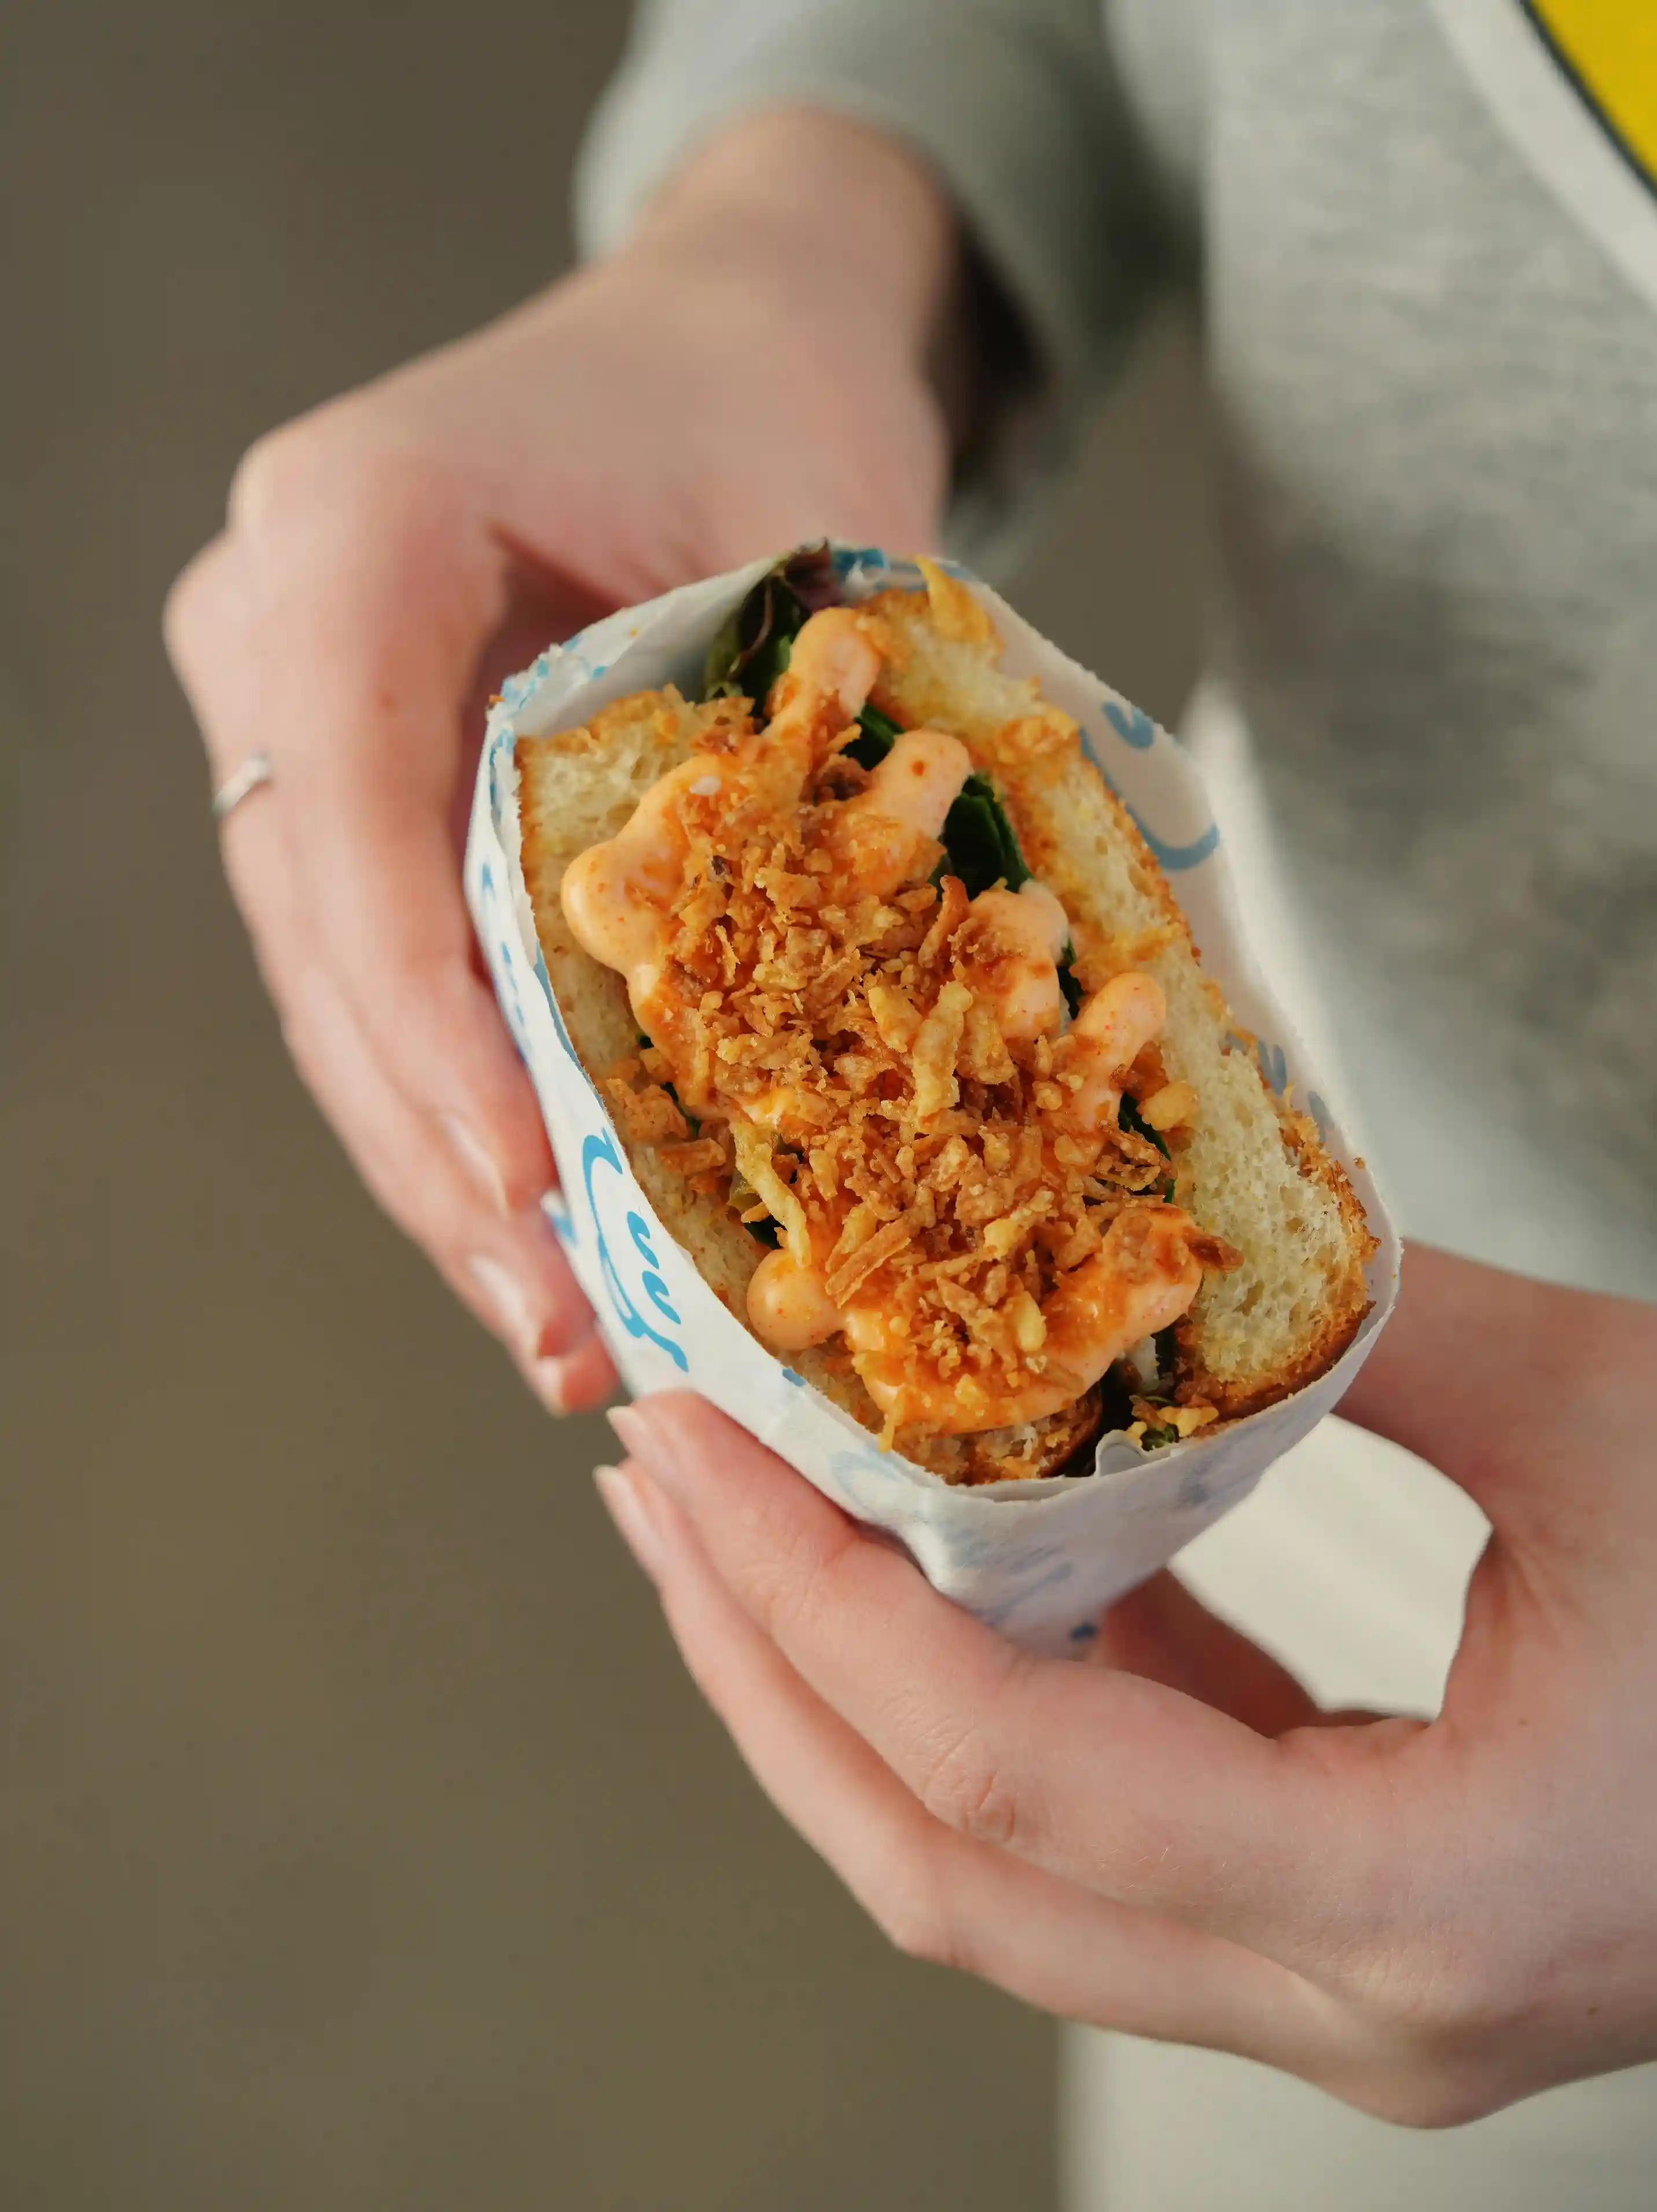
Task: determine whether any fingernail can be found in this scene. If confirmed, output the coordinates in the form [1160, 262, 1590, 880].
[532, 1357, 571, 1415]
[532, 1338, 601, 1415]
[443, 1113, 510, 1214]
[594, 1462, 667, 1583]
[607, 1403, 653, 1465]
[467, 1253, 539, 1359]
[538, 1331, 618, 1418]
[608, 1404, 693, 1509]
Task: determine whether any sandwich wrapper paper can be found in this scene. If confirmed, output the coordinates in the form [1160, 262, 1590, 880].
[465, 548, 1399, 1656]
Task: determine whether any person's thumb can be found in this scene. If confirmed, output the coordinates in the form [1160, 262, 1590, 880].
[1336, 1242, 1654, 1539]
[1094, 1569, 1377, 1734]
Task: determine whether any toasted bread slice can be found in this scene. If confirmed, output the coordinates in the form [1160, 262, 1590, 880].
[857, 579, 1375, 1415]
[515, 582, 1372, 1455]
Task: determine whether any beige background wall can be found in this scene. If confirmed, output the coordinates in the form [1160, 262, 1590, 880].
[2, 5, 1208, 2204]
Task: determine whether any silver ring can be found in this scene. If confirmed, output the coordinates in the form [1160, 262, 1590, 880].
[211, 750, 274, 823]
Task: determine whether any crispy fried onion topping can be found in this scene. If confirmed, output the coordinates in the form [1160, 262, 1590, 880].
[576, 674, 1237, 1465]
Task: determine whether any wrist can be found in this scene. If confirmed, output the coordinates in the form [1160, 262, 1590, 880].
[619, 108, 958, 380]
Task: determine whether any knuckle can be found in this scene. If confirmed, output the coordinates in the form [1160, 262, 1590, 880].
[1388, 2071, 1511, 2130]
[227, 417, 332, 532]
[916, 1721, 1022, 1851]
[229, 398, 447, 540]
[164, 534, 248, 691]
[1329, 2053, 1511, 2132]
[873, 1891, 955, 1970]
[738, 1514, 847, 1649]
[161, 553, 210, 672]
[858, 1848, 967, 1973]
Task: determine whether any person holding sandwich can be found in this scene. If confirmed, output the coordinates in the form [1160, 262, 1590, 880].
[166, 3, 1657, 2202]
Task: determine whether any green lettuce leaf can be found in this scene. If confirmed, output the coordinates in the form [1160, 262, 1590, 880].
[844, 703, 902, 766]
[701, 545, 837, 706]
[1118, 1092, 1176, 1199]
[1117, 1092, 1171, 1160]
[935, 773, 1033, 900]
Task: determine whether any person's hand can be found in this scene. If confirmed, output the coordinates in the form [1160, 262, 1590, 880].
[164, 111, 956, 1413]
[594, 1245, 1657, 2125]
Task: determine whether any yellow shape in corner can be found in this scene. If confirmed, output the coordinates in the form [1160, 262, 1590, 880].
[1526, 0, 1657, 189]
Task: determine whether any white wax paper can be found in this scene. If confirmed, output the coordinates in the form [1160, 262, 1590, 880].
[464, 548, 1398, 1655]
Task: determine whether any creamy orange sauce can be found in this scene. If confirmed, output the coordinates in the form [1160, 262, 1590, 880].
[825, 730, 971, 895]
[561, 604, 1216, 1444]
[747, 1245, 846, 1353]
[961, 880, 1069, 1042]
[560, 755, 730, 1018]
[840, 1204, 1203, 1433]
[1057, 970, 1167, 1133]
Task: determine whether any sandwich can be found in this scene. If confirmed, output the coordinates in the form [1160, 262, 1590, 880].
[516, 549, 1373, 1484]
